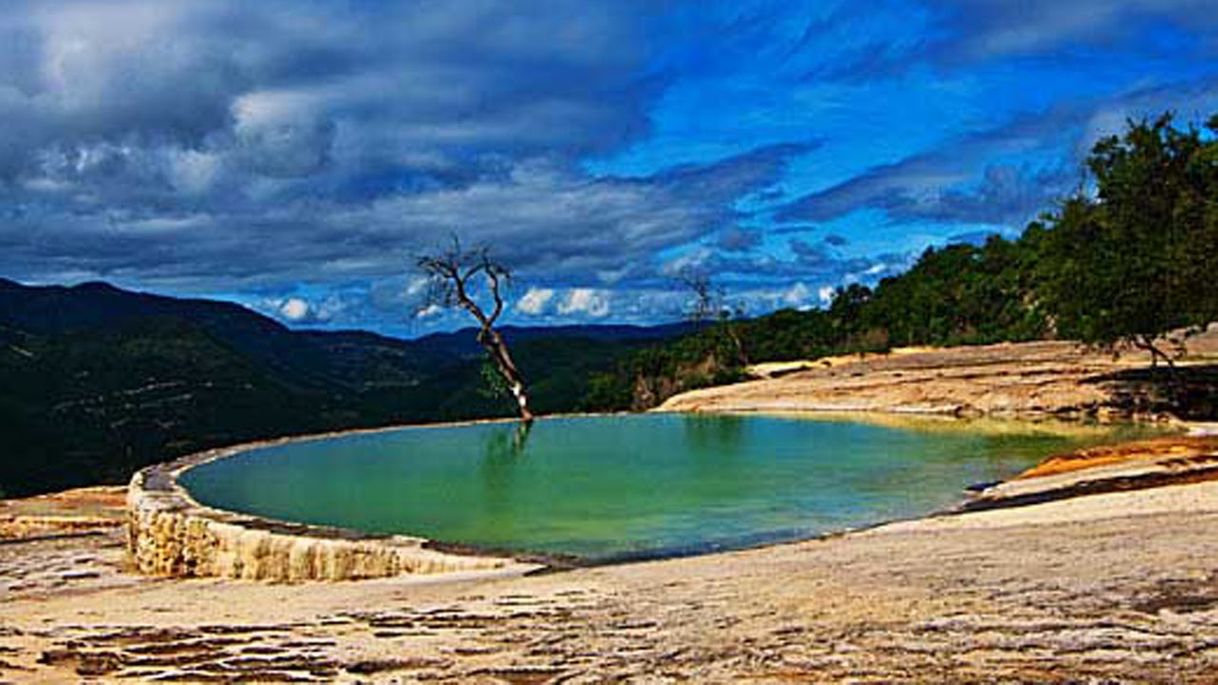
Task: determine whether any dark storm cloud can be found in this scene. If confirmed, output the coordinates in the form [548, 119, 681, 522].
[923, 0, 1218, 63]
[3, 0, 1217, 331]
[777, 76, 1218, 227]
[0, 0, 661, 167]
[791, 0, 1218, 84]
[876, 163, 1079, 226]
[776, 126, 1074, 226]
[788, 238, 831, 267]
[0, 139, 808, 290]
[716, 228, 763, 252]
[0, 0, 681, 287]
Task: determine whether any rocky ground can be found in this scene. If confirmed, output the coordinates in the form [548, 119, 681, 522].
[0, 435, 1216, 682]
[3, 337, 1218, 683]
[0, 486, 126, 541]
[661, 329, 1218, 419]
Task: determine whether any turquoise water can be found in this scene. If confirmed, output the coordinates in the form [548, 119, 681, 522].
[180, 414, 1158, 561]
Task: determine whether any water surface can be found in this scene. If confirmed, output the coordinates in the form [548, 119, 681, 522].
[181, 414, 1159, 561]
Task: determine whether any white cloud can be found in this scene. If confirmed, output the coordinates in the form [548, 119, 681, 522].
[516, 287, 555, 315]
[313, 294, 348, 322]
[416, 303, 444, 319]
[781, 282, 812, 309]
[278, 297, 310, 321]
[818, 285, 836, 307]
[557, 288, 610, 318]
[405, 277, 432, 296]
[231, 89, 334, 178]
[169, 149, 222, 195]
[660, 247, 714, 277]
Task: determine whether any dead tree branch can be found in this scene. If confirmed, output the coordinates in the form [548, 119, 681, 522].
[418, 237, 533, 423]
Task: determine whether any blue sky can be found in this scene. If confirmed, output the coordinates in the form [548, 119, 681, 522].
[2, 0, 1217, 336]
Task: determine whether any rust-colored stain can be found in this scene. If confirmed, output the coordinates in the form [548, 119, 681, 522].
[1017, 435, 1218, 480]
[0, 486, 127, 540]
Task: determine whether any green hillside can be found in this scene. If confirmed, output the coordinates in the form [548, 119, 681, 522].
[0, 282, 668, 497]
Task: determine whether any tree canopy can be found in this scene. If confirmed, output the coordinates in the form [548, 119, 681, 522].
[584, 112, 1218, 410]
[1038, 113, 1218, 362]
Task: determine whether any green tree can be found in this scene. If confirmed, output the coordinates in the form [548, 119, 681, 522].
[580, 111, 1218, 413]
[1039, 113, 1218, 367]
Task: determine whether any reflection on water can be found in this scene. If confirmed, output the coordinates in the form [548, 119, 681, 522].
[479, 422, 533, 528]
[482, 421, 533, 460]
[181, 413, 1166, 561]
[682, 414, 745, 452]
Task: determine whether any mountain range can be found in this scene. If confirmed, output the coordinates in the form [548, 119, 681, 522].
[0, 278, 689, 497]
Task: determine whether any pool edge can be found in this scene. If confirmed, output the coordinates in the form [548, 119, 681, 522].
[126, 426, 542, 582]
[125, 412, 1202, 582]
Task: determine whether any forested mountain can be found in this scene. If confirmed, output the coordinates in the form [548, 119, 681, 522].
[0, 280, 683, 497]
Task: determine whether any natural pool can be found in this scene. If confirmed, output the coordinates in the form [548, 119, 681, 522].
[180, 413, 1162, 562]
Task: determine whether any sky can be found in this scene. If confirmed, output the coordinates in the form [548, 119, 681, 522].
[2, 0, 1218, 336]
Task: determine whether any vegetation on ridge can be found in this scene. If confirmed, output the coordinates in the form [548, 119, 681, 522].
[0, 283, 669, 497]
[583, 113, 1218, 410]
[2, 113, 1215, 497]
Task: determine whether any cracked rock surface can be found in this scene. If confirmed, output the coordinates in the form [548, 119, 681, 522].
[3, 478, 1218, 682]
[659, 332, 1218, 419]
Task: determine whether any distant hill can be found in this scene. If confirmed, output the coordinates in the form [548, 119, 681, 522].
[413, 321, 695, 348]
[0, 278, 688, 497]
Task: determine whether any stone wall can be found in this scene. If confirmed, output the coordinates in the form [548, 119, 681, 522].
[125, 441, 523, 582]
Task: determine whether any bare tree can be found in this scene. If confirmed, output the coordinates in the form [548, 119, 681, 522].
[676, 268, 748, 365]
[418, 238, 533, 424]
[677, 269, 721, 328]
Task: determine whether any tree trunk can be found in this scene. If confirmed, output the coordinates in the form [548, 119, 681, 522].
[1135, 335, 1177, 372]
[478, 326, 534, 423]
[1134, 334, 1182, 405]
[419, 242, 533, 424]
[725, 322, 749, 367]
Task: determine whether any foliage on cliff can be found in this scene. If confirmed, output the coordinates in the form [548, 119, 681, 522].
[586, 112, 1218, 410]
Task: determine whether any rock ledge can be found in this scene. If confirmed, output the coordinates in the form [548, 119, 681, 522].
[126, 436, 523, 582]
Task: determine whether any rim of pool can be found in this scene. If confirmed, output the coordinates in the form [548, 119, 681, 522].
[165, 411, 1172, 567]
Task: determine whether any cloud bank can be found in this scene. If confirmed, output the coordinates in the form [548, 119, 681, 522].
[1, 0, 1215, 333]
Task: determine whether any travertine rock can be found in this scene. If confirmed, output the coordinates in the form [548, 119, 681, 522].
[125, 441, 515, 582]
[658, 337, 1218, 418]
